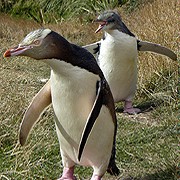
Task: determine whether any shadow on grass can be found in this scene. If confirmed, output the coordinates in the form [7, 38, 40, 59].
[123, 166, 178, 180]
[115, 99, 164, 114]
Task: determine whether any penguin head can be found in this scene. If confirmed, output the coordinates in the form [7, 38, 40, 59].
[95, 10, 135, 37]
[95, 10, 122, 33]
[4, 28, 72, 60]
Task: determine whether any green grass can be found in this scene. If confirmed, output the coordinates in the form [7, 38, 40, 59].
[0, 0, 122, 23]
[0, 0, 149, 23]
[0, 0, 179, 179]
[0, 86, 179, 179]
[0, 43, 179, 180]
[116, 116, 178, 179]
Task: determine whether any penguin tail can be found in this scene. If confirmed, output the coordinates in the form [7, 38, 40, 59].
[107, 141, 120, 176]
[107, 159, 120, 176]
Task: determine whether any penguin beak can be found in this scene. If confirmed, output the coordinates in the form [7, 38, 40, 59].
[95, 20, 108, 33]
[4, 45, 32, 57]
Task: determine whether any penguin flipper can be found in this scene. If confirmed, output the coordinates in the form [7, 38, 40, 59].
[83, 41, 101, 55]
[138, 40, 177, 61]
[78, 80, 103, 161]
[19, 80, 51, 146]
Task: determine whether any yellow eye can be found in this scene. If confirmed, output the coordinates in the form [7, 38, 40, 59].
[33, 40, 40, 45]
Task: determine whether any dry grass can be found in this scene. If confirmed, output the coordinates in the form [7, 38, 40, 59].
[128, 0, 179, 94]
[0, 0, 179, 179]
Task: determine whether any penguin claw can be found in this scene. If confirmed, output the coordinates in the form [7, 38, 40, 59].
[124, 101, 141, 114]
[58, 167, 76, 180]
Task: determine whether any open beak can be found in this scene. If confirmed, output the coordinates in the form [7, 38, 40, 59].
[4, 45, 32, 57]
[94, 20, 107, 33]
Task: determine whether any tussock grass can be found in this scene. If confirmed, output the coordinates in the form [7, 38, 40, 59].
[0, 0, 155, 23]
[0, 0, 121, 23]
[0, 0, 179, 179]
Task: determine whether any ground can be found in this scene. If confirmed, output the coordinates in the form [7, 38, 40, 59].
[0, 0, 179, 179]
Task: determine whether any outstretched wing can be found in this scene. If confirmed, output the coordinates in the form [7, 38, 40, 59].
[138, 40, 177, 61]
[19, 80, 51, 145]
[78, 80, 103, 161]
[83, 41, 101, 56]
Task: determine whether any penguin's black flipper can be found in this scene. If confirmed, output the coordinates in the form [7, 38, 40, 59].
[78, 80, 103, 161]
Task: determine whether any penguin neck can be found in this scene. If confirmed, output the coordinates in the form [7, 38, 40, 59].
[43, 32, 104, 78]
[48, 59, 101, 100]
[104, 29, 136, 42]
[44, 59, 100, 82]
[44, 31, 74, 61]
[104, 30, 123, 41]
[44, 59, 77, 76]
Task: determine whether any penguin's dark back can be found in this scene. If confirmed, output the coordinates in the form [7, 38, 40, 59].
[71, 43, 104, 78]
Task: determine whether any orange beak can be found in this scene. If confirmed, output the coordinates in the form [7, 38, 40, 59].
[94, 20, 107, 33]
[3, 49, 11, 57]
[3, 45, 32, 57]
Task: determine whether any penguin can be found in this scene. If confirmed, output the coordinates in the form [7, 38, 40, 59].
[21, 10, 177, 125]
[14, 10, 177, 145]
[4, 28, 120, 180]
[84, 10, 177, 114]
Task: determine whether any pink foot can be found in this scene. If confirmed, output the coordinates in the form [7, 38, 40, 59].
[58, 167, 76, 180]
[124, 101, 141, 114]
[90, 175, 102, 180]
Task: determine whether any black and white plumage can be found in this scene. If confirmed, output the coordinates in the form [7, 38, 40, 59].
[9, 10, 178, 149]
[22, 11, 177, 119]
[4, 28, 119, 180]
[84, 10, 177, 114]
[10, 10, 177, 147]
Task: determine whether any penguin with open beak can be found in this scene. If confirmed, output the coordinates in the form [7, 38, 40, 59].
[84, 10, 177, 114]
[22, 10, 177, 124]
[13, 10, 177, 147]
[4, 28, 120, 180]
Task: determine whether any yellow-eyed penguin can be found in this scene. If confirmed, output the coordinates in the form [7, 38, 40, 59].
[84, 10, 177, 114]
[4, 28, 120, 180]
[14, 10, 177, 145]
[22, 10, 177, 120]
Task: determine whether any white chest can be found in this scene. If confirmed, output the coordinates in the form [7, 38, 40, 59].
[98, 30, 138, 102]
[51, 67, 99, 124]
[49, 60, 100, 127]
[44, 59, 114, 168]
[99, 30, 138, 68]
[46, 59, 101, 160]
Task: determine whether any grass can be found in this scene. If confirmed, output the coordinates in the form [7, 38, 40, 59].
[0, 0, 179, 179]
[0, 0, 153, 23]
[0, 0, 123, 23]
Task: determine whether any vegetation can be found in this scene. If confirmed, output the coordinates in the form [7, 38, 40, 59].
[0, 0, 149, 23]
[0, 0, 179, 179]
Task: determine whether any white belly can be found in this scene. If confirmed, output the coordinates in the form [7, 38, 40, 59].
[48, 60, 114, 172]
[98, 30, 138, 102]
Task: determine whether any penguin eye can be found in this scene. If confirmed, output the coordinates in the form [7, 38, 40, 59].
[107, 16, 115, 23]
[33, 40, 40, 45]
